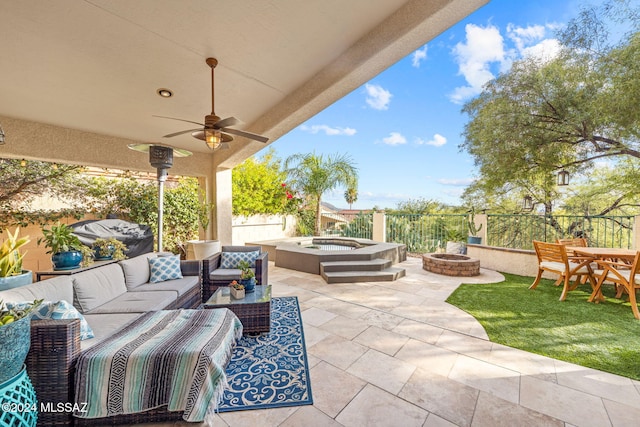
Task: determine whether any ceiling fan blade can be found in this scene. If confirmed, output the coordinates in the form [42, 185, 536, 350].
[163, 128, 201, 138]
[214, 116, 241, 129]
[221, 127, 269, 143]
[153, 115, 204, 127]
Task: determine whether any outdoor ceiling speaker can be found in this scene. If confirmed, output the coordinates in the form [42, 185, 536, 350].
[149, 145, 173, 169]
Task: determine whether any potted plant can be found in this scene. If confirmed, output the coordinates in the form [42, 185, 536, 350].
[467, 208, 483, 244]
[38, 222, 85, 270]
[93, 237, 128, 261]
[237, 260, 256, 293]
[445, 227, 467, 254]
[0, 228, 33, 290]
[0, 298, 42, 383]
[229, 280, 245, 299]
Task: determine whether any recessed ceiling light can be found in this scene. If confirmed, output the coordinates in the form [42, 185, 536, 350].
[156, 88, 173, 98]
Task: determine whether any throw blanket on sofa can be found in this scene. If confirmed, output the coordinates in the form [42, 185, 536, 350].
[74, 309, 243, 422]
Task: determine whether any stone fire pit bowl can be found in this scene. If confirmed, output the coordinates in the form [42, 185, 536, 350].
[422, 253, 480, 277]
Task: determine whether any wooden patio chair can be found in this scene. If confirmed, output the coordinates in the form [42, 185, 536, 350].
[589, 251, 640, 319]
[557, 237, 591, 283]
[530, 240, 597, 301]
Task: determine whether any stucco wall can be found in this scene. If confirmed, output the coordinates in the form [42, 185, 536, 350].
[232, 215, 297, 245]
[467, 244, 557, 279]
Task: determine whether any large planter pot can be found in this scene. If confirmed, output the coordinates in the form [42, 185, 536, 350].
[51, 250, 83, 270]
[239, 277, 256, 293]
[188, 240, 221, 260]
[446, 241, 467, 255]
[0, 315, 32, 383]
[467, 236, 482, 245]
[0, 270, 33, 291]
[93, 244, 115, 260]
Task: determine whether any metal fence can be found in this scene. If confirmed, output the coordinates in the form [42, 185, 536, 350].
[487, 214, 634, 250]
[331, 212, 635, 251]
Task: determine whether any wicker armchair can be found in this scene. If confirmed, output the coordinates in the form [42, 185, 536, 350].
[201, 245, 268, 301]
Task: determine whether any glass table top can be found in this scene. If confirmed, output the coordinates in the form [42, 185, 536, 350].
[205, 285, 272, 306]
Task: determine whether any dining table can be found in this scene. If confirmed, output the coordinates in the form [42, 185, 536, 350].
[566, 246, 638, 302]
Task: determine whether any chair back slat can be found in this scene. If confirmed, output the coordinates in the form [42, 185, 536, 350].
[533, 240, 567, 264]
[557, 238, 588, 247]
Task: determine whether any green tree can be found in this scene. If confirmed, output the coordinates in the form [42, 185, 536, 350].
[461, 1, 640, 210]
[0, 159, 86, 227]
[232, 149, 297, 216]
[344, 187, 358, 210]
[284, 152, 358, 235]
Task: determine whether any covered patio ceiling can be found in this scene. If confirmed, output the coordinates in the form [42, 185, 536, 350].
[0, 0, 488, 175]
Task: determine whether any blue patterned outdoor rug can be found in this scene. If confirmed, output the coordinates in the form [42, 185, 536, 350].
[218, 296, 313, 412]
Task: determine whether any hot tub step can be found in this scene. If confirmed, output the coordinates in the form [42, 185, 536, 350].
[320, 259, 392, 273]
[321, 267, 406, 283]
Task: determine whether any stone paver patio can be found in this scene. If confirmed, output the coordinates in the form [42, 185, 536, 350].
[183, 257, 640, 426]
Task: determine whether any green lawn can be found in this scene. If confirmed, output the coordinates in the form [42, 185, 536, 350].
[446, 273, 640, 380]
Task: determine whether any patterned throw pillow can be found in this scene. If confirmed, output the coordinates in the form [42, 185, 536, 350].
[7, 300, 95, 340]
[149, 255, 183, 283]
[220, 251, 260, 269]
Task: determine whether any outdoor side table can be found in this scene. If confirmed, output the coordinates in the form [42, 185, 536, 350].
[203, 285, 272, 334]
[35, 259, 118, 281]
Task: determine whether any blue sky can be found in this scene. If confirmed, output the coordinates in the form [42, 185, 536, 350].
[270, 0, 586, 210]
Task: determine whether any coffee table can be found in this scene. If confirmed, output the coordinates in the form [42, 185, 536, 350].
[203, 285, 272, 334]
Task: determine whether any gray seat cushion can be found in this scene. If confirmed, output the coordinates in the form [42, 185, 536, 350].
[0, 275, 74, 303]
[210, 268, 256, 282]
[133, 276, 199, 297]
[84, 290, 177, 314]
[119, 252, 158, 290]
[81, 313, 142, 350]
[72, 264, 127, 313]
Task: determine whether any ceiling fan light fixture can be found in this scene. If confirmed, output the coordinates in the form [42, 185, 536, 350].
[205, 129, 222, 149]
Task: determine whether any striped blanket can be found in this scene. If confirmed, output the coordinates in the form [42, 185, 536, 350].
[74, 309, 243, 422]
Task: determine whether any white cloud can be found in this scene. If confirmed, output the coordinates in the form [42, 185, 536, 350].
[300, 124, 357, 136]
[448, 23, 562, 104]
[412, 45, 428, 68]
[520, 38, 562, 62]
[507, 24, 546, 52]
[437, 178, 475, 186]
[380, 132, 406, 146]
[449, 24, 507, 104]
[416, 133, 447, 147]
[365, 83, 392, 110]
[507, 24, 561, 62]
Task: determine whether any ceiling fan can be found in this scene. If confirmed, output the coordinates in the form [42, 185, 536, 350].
[155, 57, 269, 150]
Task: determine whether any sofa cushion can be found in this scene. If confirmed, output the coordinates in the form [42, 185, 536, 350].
[0, 275, 74, 303]
[149, 255, 183, 283]
[72, 264, 127, 313]
[220, 251, 260, 269]
[81, 313, 142, 351]
[84, 290, 177, 314]
[119, 252, 157, 290]
[7, 300, 94, 340]
[132, 276, 198, 297]
[210, 268, 243, 282]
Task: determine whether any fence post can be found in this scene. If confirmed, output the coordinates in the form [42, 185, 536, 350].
[634, 216, 640, 250]
[477, 213, 488, 244]
[373, 211, 386, 242]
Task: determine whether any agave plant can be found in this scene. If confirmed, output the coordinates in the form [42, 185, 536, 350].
[0, 228, 30, 278]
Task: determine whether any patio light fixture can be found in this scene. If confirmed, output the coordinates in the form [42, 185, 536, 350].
[522, 195, 534, 212]
[0, 124, 5, 144]
[557, 169, 570, 186]
[204, 129, 222, 149]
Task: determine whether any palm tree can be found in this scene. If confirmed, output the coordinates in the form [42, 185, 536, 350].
[285, 153, 358, 235]
[344, 187, 358, 210]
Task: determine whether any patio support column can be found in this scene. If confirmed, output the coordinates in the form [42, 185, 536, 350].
[373, 211, 386, 242]
[212, 168, 233, 246]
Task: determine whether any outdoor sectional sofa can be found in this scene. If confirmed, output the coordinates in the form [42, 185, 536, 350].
[0, 251, 204, 426]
